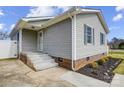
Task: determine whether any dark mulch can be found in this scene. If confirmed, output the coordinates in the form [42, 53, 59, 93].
[77, 58, 122, 83]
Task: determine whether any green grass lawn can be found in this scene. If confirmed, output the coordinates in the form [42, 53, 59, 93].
[109, 51, 124, 55]
[0, 58, 17, 62]
[109, 51, 124, 74]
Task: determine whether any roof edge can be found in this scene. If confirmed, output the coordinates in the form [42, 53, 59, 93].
[39, 7, 109, 33]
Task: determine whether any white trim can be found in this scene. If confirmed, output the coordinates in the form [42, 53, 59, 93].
[85, 23, 94, 29]
[81, 9, 100, 12]
[107, 46, 109, 55]
[68, 13, 74, 71]
[16, 32, 19, 55]
[73, 15, 77, 60]
[22, 17, 54, 22]
[85, 24, 94, 45]
[41, 31, 44, 51]
[19, 29, 22, 55]
[100, 32, 105, 45]
[38, 31, 43, 51]
[37, 32, 39, 51]
[71, 14, 76, 71]
[69, 14, 73, 70]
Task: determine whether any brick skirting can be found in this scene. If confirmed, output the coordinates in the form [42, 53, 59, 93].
[54, 53, 107, 71]
[20, 52, 107, 71]
[20, 53, 27, 64]
[19, 53, 36, 71]
[73, 53, 107, 71]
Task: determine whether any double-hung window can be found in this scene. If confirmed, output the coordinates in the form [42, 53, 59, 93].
[84, 24, 94, 45]
[100, 32, 105, 45]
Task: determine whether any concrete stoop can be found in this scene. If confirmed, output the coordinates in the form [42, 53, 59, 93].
[24, 52, 58, 71]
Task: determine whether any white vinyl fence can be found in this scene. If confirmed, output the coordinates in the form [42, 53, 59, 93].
[0, 40, 17, 59]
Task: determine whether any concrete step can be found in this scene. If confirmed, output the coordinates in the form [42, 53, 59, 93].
[27, 53, 48, 56]
[27, 54, 50, 58]
[24, 52, 58, 71]
[30, 56, 52, 61]
[31, 59, 55, 64]
[34, 62, 58, 71]
[29, 55, 52, 59]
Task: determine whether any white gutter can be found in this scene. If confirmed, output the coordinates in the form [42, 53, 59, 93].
[22, 17, 54, 22]
[68, 12, 76, 71]
[73, 14, 77, 71]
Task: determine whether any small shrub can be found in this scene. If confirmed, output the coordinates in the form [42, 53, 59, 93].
[107, 56, 112, 59]
[104, 57, 109, 61]
[89, 62, 98, 69]
[97, 58, 106, 65]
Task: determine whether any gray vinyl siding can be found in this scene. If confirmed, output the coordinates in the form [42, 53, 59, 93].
[22, 29, 37, 52]
[76, 13, 107, 60]
[43, 18, 72, 59]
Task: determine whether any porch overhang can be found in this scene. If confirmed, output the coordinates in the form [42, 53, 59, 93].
[22, 23, 41, 31]
[9, 17, 53, 37]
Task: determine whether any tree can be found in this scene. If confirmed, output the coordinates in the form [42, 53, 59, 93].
[111, 37, 118, 43]
[109, 37, 124, 49]
[0, 31, 9, 40]
[119, 42, 124, 49]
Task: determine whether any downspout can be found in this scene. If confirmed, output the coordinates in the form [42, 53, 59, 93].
[68, 12, 76, 71]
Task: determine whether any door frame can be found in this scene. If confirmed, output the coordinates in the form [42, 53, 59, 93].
[37, 31, 43, 51]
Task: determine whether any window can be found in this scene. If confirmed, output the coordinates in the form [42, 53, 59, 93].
[87, 26, 92, 43]
[100, 33, 105, 45]
[84, 24, 94, 45]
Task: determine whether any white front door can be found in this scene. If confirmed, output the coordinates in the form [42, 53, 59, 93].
[38, 31, 43, 51]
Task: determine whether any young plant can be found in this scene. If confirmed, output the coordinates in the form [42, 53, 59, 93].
[104, 57, 109, 61]
[97, 58, 106, 65]
[89, 62, 98, 69]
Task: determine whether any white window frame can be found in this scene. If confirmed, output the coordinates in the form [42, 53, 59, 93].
[100, 32, 105, 45]
[84, 24, 94, 45]
[37, 31, 43, 51]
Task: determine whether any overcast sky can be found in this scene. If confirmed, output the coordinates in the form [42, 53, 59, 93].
[0, 6, 123, 41]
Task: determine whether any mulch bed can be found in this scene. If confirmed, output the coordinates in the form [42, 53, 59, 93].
[77, 58, 122, 83]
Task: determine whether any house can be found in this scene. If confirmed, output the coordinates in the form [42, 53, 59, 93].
[9, 7, 109, 71]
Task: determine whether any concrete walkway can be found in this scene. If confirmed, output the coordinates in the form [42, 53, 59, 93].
[60, 71, 124, 87]
[60, 71, 110, 87]
[0, 59, 75, 87]
[0, 59, 124, 87]
[111, 74, 124, 87]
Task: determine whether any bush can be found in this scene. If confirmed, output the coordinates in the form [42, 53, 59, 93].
[89, 62, 98, 69]
[104, 57, 109, 61]
[119, 42, 124, 49]
[97, 58, 106, 65]
[107, 56, 112, 59]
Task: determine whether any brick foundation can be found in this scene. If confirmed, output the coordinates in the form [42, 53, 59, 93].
[20, 53, 27, 64]
[19, 53, 36, 71]
[73, 53, 107, 71]
[20, 52, 107, 71]
[54, 53, 107, 71]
